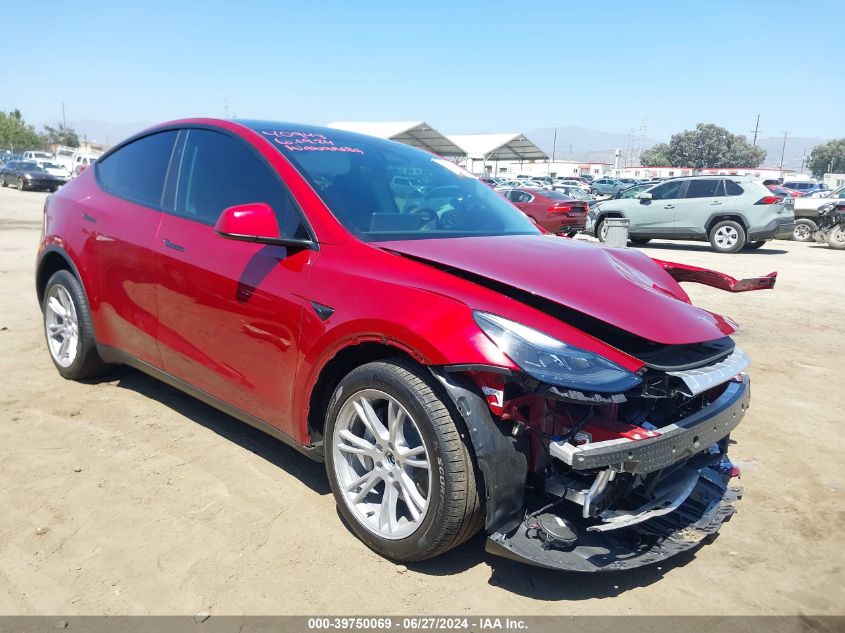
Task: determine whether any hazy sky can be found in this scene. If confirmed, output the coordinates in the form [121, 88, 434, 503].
[5, 0, 843, 139]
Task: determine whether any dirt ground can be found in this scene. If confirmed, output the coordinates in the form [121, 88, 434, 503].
[0, 185, 842, 616]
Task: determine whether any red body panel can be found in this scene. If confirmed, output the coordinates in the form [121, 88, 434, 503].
[653, 259, 777, 292]
[377, 236, 736, 345]
[73, 170, 164, 367]
[36, 118, 751, 447]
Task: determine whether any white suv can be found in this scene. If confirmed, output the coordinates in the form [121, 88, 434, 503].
[585, 176, 796, 253]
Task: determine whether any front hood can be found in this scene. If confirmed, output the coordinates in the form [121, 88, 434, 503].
[378, 235, 735, 345]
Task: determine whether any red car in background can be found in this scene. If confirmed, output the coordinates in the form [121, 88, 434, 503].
[768, 184, 803, 197]
[36, 118, 773, 572]
[498, 186, 589, 236]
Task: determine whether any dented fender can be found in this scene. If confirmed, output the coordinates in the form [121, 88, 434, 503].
[653, 259, 777, 292]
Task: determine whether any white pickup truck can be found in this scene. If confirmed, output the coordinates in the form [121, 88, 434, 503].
[792, 186, 845, 240]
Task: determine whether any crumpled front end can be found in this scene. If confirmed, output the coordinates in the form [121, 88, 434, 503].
[435, 338, 750, 572]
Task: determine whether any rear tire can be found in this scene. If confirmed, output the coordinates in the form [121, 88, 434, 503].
[792, 219, 817, 242]
[630, 237, 651, 245]
[324, 359, 483, 562]
[709, 220, 746, 253]
[42, 270, 109, 380]
[595, 218, 608, 242]
[826, 225, 845, 250]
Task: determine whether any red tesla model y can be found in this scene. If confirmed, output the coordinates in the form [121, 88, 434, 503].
[36, 119, 766, 571]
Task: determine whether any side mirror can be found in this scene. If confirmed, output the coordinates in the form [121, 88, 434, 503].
[214, 203, 316, 249]
[637, 192, 653, 201]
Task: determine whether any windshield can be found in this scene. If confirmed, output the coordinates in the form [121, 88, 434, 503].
[20, 162, 39, 170]
[244, 122, 540, 241]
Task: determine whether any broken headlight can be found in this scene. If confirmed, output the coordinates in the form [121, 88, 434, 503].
[474, 311, 641, 393]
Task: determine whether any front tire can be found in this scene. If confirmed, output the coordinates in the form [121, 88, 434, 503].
[630, 237, 651, 245]
[709, 220, 746, 253]
[325, 359, 483, 562]
[792, 219, 817, 242]
[42, 270, 109, 380]
[18, 177, 27, 191]
[595, 218, 608, 242]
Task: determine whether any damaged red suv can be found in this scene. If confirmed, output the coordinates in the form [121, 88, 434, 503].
[36, 119, 773, 571]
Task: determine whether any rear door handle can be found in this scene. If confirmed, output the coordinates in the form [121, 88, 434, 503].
[710, 201, 723, 206]
[164, 239, 185, 252]
[82, 212, 97, 223]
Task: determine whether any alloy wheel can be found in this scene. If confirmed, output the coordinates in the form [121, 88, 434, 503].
[714, 225, 739, 249]
[44, 284, 80, 368]
[332, 389, 432, 540]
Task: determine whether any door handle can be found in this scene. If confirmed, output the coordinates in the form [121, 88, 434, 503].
[664, 204, 676, 209]
[710, 201, 723, 206]
[82, 212, 97, 223]
[164, 239, 185, 252]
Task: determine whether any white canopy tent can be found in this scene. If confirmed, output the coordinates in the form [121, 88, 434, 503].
[327, 121, 466, 157]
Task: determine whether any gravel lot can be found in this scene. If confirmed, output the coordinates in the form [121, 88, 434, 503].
[0, 184, 842, 616]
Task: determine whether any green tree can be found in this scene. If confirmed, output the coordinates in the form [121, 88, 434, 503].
[639, 123, 766, 168]
[42, 123, 80, 148]
[640, 143, 671, 166]
[807, 139, 845, 177]
[0, 110, 44, 152]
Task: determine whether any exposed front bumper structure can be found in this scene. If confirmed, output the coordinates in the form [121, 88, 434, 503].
[550, 376, 749, 475]
[485, 375, 749, 572]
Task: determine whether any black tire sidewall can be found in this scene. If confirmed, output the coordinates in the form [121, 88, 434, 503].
[709, 220, 746, 253]
[324, 362, 453, 561]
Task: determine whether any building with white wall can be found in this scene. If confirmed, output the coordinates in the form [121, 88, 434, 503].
[487, 159, 611, 179]
[610, 165, 804, 181]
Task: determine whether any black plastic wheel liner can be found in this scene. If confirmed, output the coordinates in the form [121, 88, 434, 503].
[429, 367, 528, 534]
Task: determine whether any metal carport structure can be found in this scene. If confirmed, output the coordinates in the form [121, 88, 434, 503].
[327, 121, 465, 157]
[446, 133, 548, 174]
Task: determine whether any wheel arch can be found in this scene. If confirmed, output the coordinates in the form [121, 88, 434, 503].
[306, 341, 426, 448]
[705, 213, 749, 234]
[36, 245, 84, 310]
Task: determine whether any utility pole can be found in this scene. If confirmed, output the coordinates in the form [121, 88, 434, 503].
[61, 102, 66, 129]
[751, 114, 760, 147]
[800, 150, 806, 174]
[551, 127, 557, 162]
[779, 132, 788, 172]
[569, 144, 573, 160]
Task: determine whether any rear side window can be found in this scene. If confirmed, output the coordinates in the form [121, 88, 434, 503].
[725, 181, 744, 196]
[173, 129, 308, 239]
[97, 131, 178, 207]
[684, 179, 723, 198]
[649, 180, 685, 200]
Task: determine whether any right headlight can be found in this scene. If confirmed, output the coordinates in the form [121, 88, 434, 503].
[474, 311, 642, 393]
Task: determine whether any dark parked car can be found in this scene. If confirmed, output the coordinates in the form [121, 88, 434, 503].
[0, 160, 64, 191]
[498, 186, 589, 235]
[37, 117, 770, 572]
